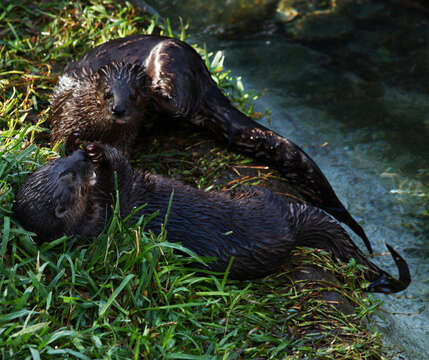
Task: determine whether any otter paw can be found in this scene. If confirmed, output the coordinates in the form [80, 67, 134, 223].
[72, 128, 82, 143]
[65, 128, 83, 155]
[84, 143, 106, 164]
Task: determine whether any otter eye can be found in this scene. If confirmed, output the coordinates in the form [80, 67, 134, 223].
[104, 91, 113, 100]
[55, 205, 68, 219]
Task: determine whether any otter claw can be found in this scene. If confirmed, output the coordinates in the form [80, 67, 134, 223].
[84, 143, 105, 164]
[65, 128, 83, 155]
[72, 128, 82, 141]
[88, 152, 98, 159]
[86, 143, 95, 152]
[71, 129, 82, 149]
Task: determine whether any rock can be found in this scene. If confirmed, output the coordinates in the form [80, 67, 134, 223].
[275, 2, 299, 23]
[144, 0, 278, 38]
[281, 10, 354, 42]
[289, 263, 355, 315]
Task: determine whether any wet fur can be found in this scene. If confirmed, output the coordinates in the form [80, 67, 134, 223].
[49, 34, 373, 253]
[14, 145, 410, 290]
[50, 62, 148, 156]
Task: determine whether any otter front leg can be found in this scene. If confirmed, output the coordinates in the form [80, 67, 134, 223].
[145, 39, 207, 118]
[196, 86, 373, 254]
[81, 143, 116, 196]
[83, 143, 136, 206]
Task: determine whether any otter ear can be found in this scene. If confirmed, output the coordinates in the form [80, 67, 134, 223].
[55, 204, 71, 219]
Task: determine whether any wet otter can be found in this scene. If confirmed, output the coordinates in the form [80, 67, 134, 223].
[49, 34, 373, 254]
[14, 143, 410, 293]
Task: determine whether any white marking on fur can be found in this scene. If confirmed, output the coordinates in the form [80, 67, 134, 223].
[89, 171, 97, 186]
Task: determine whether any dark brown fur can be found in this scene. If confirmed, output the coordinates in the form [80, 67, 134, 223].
[49, 34, 373, 254]
[14, 143, 410, 292]
[50, 62, 149, 156]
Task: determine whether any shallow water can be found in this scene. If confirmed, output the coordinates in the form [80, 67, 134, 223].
[195, 34, 429, 359]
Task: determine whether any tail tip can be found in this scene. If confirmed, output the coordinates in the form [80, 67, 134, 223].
[366, 243, 411, 294]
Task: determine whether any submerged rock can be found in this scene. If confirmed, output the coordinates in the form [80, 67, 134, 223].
[283, 11, 354, 41]
[143, 0, 278, 38]
[276, 0, 356, 41]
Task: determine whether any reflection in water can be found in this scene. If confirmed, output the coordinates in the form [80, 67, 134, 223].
[196, 34, 428, 360]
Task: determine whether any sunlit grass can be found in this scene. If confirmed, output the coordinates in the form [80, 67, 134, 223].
[0, 1, 388, 358]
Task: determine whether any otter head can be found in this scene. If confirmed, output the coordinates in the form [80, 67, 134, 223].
[14, 149, 107, 243]
[95, 62, 147, 125]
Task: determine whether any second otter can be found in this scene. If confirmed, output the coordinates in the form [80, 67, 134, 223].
[49, 34, 373, 254]
[14, 143, 410, 292]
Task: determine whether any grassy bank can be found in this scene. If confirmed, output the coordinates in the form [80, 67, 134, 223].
[1, 1, 386, 358]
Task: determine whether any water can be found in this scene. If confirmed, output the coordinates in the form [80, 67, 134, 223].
[195, 34, 429, 359]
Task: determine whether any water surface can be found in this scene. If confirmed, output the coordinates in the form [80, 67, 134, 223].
[197, 34, 429, 359]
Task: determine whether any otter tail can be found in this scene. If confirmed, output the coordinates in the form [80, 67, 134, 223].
[288, 203, 410, 293]
[365, 244, 411, 293]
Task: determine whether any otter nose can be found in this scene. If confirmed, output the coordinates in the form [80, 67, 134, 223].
[111, 105, 126, 117]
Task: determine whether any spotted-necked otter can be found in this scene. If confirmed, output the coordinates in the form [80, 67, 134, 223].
[14, 143, 410, 293]
[49, 34, 373, 254]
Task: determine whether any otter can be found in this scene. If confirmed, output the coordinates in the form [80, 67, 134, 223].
[14, 142, 410, 293]
[49, 34, 373, 254]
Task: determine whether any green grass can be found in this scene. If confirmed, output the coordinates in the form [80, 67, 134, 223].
[0, 1, 389, 359]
